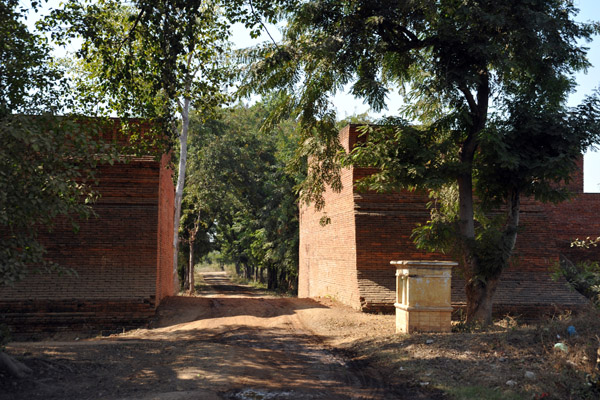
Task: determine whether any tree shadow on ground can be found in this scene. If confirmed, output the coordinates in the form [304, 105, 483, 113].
[2, 324, 446, 400]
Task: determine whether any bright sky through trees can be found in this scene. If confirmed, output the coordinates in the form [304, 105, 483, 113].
[232, 0, 600, 193]
[22, 0, 600, 192]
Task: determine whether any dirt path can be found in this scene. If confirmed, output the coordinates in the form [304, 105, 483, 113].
[2, 272, 439, 399]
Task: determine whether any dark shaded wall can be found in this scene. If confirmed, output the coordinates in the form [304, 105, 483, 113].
[0, 154, 174, 336]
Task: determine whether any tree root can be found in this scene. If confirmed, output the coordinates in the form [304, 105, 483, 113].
[0, 351, 32, 379]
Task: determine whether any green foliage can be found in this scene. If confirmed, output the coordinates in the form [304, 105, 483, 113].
[335, 113, 374, 130]
[554, 257, 600, 306]
[0, 2, 118, 285]
[476, 95, 600, 207]
[346, 122, 460, 193]
[1, 1, 64, 115]
[180, 102, 301, 291]
[240, 0, 600, 210]
[238, 0, 600, 321]
[412, 184, 518, 282]
[43, 0, 233, 131]
[412, 185, 461, 255]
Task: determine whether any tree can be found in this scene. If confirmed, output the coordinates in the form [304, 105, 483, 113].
[0, 0, 119, 285]
[239, 0, 600, 324]
[178, 189, 215, 293]
[45, 0, 233, 290]
[181, 103, 301, 291]
[0, 0, 120, 377]
[177, 117, 222, 292]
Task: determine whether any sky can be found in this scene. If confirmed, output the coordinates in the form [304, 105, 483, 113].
[569, 0, 600, 192]
[230, 0, 600, 192]
[25, 0, 600, 192]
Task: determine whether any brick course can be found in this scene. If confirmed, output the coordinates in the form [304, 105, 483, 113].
[0, 124, 175, 336]
[299, 125, 592, 316]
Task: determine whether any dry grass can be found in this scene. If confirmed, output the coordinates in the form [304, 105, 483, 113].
[6, 271, 599, 399]
[298, 298, 600, 400]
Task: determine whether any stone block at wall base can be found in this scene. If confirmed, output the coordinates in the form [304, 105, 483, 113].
[396, 307, 452, 333]
[0, 299, 156, 340]
[352, 301, 589, 324]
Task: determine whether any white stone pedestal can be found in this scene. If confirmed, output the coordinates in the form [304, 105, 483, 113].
[391, 260, 456, 333]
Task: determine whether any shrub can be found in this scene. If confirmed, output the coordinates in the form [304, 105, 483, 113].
[554, 256, 600, 306]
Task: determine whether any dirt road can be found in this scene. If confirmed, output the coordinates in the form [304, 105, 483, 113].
[2, 272, 440, 399]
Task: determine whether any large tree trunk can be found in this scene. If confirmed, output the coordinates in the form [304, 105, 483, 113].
[267, 265, 276, 290]
[465, 276, 500, 326]
[187, 211, 200, 295]
[182, 262, 189, 291]
[279, 269, 288, 291]
[457, 171, 486, 325]
[172, 95, 191, 292]
[457, 73, 494, 325]
[243, 263, 251, 280]
[463, 189, 521, 325]
[503, 190, 521, 260]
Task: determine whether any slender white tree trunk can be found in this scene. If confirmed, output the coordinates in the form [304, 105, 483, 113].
[188, 210, 200, 294]
[188, 237, 195, 294]
[173, 95, 191, 292]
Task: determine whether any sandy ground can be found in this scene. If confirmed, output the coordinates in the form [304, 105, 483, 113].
[1, 272, 442, 400]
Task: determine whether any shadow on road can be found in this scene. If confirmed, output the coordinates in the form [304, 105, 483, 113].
[2, 271, 446, 400]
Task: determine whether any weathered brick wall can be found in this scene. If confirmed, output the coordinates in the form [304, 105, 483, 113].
[544, 198, 600, 264]
[532, 159, 600, 269]
[1, 301, 156, 338]
[354, 189, 451, 311]
[156, 153, 175, 303]
[300, 125, 592, 316]
[0, 156, 174, 336]
[298, 125, 361, 308]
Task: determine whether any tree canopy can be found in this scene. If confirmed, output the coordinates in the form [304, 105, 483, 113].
[0, 1, 120, 286]
[180, 102, 301, 292]
[44, 0, 235, 289]
[240, 0, 600, 323]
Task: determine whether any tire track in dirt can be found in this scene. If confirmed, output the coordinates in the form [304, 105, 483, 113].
[196, 273, 386, 398]
[3, 271, 440, 399]
[140, 272, 407, 398]
[183, 272, 426, 399]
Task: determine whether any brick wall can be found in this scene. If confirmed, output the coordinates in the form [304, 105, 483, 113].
[0, 154, 174, 336]
[156, 153, 175, 303]
[537, 157, 600, 262]
[354, 189, 451, 312]
[298, 125, 361, 308]
[299, 125, 592, 316]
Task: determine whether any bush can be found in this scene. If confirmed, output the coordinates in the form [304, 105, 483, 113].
[554, 256, 600, 306]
